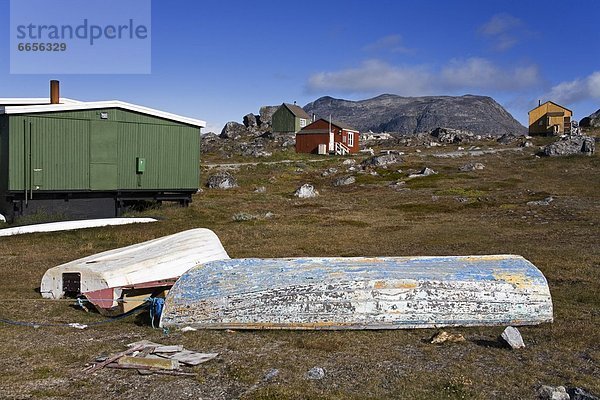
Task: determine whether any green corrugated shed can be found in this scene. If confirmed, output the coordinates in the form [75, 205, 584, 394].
[272, 103, 311, 134]
[0, 98, 205, 220]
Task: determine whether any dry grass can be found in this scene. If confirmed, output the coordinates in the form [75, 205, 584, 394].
[0, 138, 598, 399]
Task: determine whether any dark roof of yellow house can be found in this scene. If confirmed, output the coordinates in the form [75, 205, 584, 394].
[528, 101, 572, 114]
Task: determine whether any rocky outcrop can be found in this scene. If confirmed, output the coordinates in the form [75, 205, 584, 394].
[431, 127, 475, 143]
[543, 135, 595, 156]
[303, 94, 526, 136]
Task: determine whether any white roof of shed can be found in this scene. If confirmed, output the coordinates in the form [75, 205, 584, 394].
[0, 99, 206, 128]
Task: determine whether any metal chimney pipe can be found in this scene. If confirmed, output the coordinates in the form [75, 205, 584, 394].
[50, 80, 60, 104]
[538, 99, 541, 106]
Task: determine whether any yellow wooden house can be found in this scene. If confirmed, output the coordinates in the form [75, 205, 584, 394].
[528, 101, 573, 135]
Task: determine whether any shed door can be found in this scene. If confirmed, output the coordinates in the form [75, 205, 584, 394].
[90, 121, 118, 190]
[27, 117, 90, 191]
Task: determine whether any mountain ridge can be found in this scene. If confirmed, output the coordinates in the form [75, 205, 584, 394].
[303, 94, 526, 136]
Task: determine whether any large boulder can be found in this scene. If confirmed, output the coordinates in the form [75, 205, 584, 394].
[243, 113, 258, 128]
[543, 135, 595, 156]
[220, 121, 248, 139]
[258, 105, 280, 127]
[361, 153, 403, 167]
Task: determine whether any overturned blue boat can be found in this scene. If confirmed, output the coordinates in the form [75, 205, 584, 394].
[159, 255, 553, 330]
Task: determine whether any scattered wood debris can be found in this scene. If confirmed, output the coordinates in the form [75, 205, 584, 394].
[83, 340, 218, 377]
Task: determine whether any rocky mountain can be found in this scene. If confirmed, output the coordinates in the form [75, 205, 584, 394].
[303, 94, 526, 136]
[579, 109, 600, 128]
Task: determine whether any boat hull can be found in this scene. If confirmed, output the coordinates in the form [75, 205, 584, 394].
[40, 228, 230, 315]
[160, 255, 553, 330]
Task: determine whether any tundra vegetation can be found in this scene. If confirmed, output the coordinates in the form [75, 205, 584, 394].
[0, 133, 598, 399]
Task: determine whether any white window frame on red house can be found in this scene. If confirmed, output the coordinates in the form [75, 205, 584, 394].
[347, 132, 354, 147]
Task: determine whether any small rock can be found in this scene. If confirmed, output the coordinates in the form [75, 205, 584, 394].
[306, 367, 325, 380]
[408, 167, 436, 178]
[264, 368, 280, 381]
[567, 387, 600, 400]
[521, 141, 534, 148]
[294, 184, 319, 198]
[264, 212, 275, 219]
[459, 163, 485, 172]
[455, 197, 469, 203]
[206, 172, 238, 189]
[430, 331, 466, 344]
[233, 212, 255, 222]
[342, 159, 356, 165]
[500, 326, 525, 349]
[333, 176, 356, 186]
[254, 186, 266, 193]
[321, 167, 338, 177]
[527, 196, 554, 206]
[538, 385, 570, 400]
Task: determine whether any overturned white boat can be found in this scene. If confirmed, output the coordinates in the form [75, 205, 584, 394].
[0, 217, 157, 237]
[160, 255, 553, 330]
[40, 228, 229, 316]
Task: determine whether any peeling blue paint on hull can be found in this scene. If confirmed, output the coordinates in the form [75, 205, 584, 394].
[160, 255, 553, 330]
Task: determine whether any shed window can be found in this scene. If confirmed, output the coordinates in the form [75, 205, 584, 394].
[300, 118, 307, 127]
[348, 132, 354, 147]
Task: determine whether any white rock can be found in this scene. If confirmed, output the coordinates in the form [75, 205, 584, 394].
[306, 367, 325, 380]
[501, 326, 525, 349]
[537, 385, 570, 400]
[294, 184, 319, 198]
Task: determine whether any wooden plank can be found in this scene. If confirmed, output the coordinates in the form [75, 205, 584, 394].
[158, 350, 218, 366]
[85, 344, 145, 374]
[160, 255, 553, 330]
[117, 356, 179, 370]
[106, 363, 196, 376]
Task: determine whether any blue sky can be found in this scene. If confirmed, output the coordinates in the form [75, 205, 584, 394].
[1, 0, 599, 133]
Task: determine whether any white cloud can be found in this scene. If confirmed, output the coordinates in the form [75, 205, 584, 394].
[307, 59, 433, 96]
[203, 121, 224, 135]
[307, 58, 540, 95]
[441, 58, 540, 90]
[479, 13, 523, 51]
[363, 34, 412, 54]
[544, 71, 600, 104]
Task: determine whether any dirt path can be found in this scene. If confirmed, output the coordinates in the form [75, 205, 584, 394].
[201, 158, 333, 169]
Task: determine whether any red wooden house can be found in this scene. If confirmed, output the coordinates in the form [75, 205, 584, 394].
[295, 118, 360, 155]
